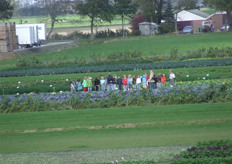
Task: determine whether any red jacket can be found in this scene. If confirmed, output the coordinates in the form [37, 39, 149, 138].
[161, 75, 166, 83]
[123, 78, 127, 85]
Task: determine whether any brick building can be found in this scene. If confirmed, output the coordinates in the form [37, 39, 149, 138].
[177, 10, 232, 32]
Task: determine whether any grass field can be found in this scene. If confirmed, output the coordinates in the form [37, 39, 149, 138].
[1, 102, 232, 155]
[0, 15, 129, 29]
[1, 32, 232, 71]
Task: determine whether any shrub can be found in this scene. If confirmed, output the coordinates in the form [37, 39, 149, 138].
[172, 140, 232, 164]
[130, 15, 147, 31]
[159, 23, 175, 34]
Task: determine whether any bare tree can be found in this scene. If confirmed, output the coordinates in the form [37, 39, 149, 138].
[75, 0, 114, 40]
[37, 0, 70, 39]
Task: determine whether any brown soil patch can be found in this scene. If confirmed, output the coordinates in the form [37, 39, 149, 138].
[2, 118, 232, 134]
[0, 52, 15, 61]
[43, 128, 64, 132]
[23, 129, 37, 133]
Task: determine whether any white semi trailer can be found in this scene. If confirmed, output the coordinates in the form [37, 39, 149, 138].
[16, 24, 46, 48]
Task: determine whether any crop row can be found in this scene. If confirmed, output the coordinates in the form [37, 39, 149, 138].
[1, 83, 232, 113]
[1, 58, 232, 77]
[171, 157, 232, 164]
[172, 140, 232, 164]
[1, 78, 231, 95]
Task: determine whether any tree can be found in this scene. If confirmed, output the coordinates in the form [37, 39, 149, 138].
[135, 0, 164, 24]
[37, 0, 70, 39]
[75, 0, 114, 40]
[130, 15, 147, 31]
[114, 0, 137, 37]
[173, 0, 197, 33]
[203, 0, 232, 30]
[163, 0, 174, 23]
[0, 0, 14, 20]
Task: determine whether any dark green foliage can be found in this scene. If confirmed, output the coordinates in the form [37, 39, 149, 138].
[159, 23, 175, 34]
[0, 0, 14, 20]
[172, 157, 232, 164]
[2, 58, 232, 77]
[75, 0, 115, 40]
[163, 0, 174, 23]
[172, 140, 232, 164]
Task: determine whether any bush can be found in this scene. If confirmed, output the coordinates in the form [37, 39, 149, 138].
[172, 140, 232, 164]
[159, 23, 175, 34]
[130, 15, 147, 31]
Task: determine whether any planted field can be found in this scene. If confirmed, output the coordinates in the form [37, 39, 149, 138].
[1, 65, 232, 95]
[0, 102, 232, 163]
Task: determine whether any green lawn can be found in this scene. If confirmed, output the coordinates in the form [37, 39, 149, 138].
[1, 102, 232, 153]
[1, 32, 232, 71]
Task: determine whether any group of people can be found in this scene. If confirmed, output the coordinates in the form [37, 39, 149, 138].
[69, 70, 175, 92]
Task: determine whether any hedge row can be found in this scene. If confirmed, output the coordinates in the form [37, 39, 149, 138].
[1, 58, 232, 77]
[172, 140, 232, 164]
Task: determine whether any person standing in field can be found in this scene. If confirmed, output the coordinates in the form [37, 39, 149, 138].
[70, 82, 76, 93]
[156, 74, 162, 88]
[141, 73, 147, 89]
[136, 75, 141, 90]
[100, 76, 106, 91]
[87, 77, 93, 91]
[94, 77, 100, 91]
[127, 75, 133, 90]
[122, 75, 127, 91]
[76, 79, 82, 92]
[132, 75, 136, 90]
[82, 77, 87, 92]
[161, 74, 166, 87]
[117, 76, 123, 91]
[169, 70, 175, 87]
[112, 74, 117, 91]
[107, 73, 113, 91]
[149, 70, 155, 89]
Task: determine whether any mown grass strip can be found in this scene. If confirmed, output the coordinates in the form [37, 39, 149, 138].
[0, 102, 232, 153]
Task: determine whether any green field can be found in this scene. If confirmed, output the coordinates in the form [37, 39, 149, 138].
[0, 15, 129, 29]
[1, 32, 232, 71]
[1, 102, 232, 155]
[1, 25, 232, 163]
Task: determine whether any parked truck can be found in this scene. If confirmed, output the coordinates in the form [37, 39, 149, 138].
[16, 24, 46, 48]
[201, 20, 214, 32]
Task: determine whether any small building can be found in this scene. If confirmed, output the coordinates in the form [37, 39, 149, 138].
[139, 22, 159, 36]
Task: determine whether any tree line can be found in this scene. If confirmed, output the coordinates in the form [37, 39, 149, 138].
[1, 0, 232, 39]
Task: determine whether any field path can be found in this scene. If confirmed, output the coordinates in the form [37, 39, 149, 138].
[0, 146, 188, 164]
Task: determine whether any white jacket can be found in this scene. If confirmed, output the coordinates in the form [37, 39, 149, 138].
[169, 73, 175, 80]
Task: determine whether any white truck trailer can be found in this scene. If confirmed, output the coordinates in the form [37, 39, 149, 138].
[16, 24, 46, 48]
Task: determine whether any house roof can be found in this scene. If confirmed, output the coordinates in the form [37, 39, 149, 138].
[188, 10, 210, 19]
[177, 10, 209, 21]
